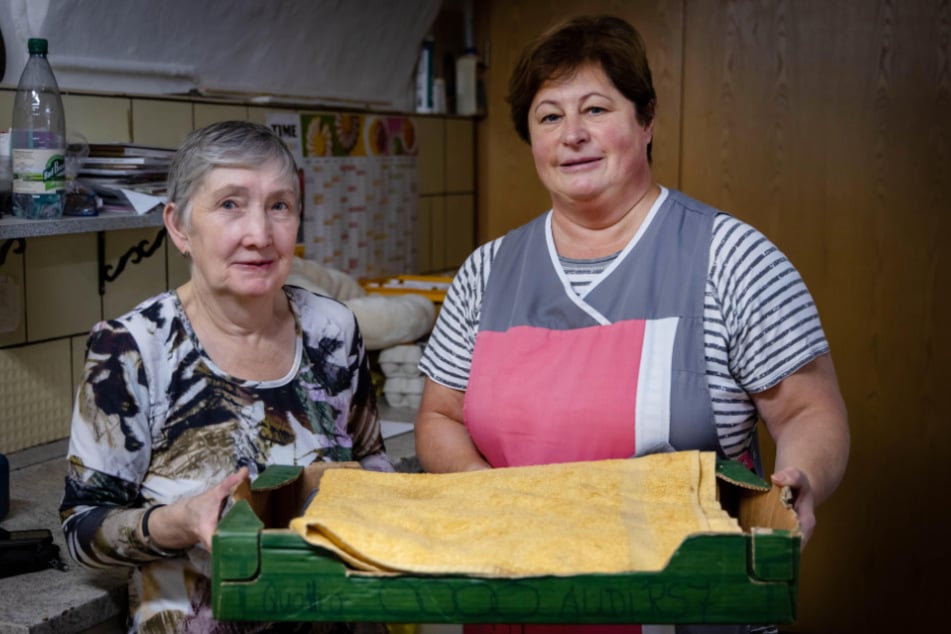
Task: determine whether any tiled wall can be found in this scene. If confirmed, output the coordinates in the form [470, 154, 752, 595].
[0, 88, 473, 453]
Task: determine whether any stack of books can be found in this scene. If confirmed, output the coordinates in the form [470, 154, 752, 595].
[79, 143, 175, 213]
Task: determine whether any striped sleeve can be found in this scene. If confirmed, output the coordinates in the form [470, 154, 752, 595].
[418, 237, 503, 390]
[707, 214, 830, 395]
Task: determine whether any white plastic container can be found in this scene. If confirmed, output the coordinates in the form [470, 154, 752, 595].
[433, 78, 447, 114]
[455, 50, 479, 116]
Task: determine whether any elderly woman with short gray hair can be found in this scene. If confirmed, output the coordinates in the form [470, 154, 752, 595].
[60, 120, 390, 632]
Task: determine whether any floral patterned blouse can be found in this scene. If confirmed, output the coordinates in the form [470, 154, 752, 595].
[60, 285, 391, 633]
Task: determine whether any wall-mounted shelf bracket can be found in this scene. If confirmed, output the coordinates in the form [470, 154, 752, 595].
[97, 228, 167, 295]
[0, 238, 26, 267]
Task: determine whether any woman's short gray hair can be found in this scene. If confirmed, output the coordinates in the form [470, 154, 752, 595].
[166, 120, 300, 228]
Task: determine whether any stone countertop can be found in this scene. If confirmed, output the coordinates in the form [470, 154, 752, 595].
[0, 406, 418, 634]
[0, 440, 129, 634]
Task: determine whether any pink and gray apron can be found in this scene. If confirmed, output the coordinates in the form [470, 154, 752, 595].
[466, 189, 722, 468]
[464, 190, 765, 634]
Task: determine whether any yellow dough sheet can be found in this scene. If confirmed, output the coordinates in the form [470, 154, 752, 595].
[289, 450, 741, 577]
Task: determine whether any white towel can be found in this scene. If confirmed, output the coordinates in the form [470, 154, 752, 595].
[384, 392, 422, 409]
[348, 295, 435, 351]
[379, 344, 424, 377]
[384, 376, 425, 394]
[383, 375, 425, 409]
[286, 258, 437, 351]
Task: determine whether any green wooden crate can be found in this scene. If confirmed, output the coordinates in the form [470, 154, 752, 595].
[212, 461, 800, 624]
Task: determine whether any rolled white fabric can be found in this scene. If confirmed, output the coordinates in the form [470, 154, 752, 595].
[379, 344, 424, 377]
[285, 257, 436, 351]
[346, 295, 435, 351]
[383, 375, 426, 409]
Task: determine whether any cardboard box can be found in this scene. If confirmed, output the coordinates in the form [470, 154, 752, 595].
[212, 460, 800, 624]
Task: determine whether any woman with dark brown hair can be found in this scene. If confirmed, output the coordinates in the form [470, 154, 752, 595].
[416, 15, 849, 634]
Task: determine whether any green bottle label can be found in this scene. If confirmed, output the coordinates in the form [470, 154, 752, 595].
[12, 148, 65, 194]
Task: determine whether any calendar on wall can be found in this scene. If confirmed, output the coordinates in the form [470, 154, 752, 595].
[268, 111, 418, 279]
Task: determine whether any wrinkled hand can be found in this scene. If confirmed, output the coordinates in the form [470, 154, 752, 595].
[195, 466, 249, 550]
[156, 467, 250, 552]
[771, 467, 816, 549]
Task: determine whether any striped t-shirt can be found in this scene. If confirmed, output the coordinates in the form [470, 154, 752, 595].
[419, 210, 830, 460]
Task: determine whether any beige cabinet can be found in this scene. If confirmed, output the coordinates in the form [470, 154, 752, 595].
[415, 116, 475, 273]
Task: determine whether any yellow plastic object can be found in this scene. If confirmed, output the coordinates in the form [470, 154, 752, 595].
[360, 275, 453, 305]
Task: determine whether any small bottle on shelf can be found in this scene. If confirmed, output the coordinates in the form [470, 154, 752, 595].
[455, 48, 479, 116]
[415, 34, 435, 114]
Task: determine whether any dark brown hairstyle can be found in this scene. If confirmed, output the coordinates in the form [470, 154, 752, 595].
[507, 15, 657, 145]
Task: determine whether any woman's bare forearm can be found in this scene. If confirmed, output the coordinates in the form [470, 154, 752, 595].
[414, 379, 490, 473]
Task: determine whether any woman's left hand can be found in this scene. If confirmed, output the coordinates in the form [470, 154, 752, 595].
[770, 467, 816, 547]
[754, 354, 849, 551]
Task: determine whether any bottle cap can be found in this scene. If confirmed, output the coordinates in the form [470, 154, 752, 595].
[27, 38, 49, 55]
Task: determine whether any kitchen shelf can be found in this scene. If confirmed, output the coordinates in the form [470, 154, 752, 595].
[0, 210, 164, 240]
[0, 211, 168, 295]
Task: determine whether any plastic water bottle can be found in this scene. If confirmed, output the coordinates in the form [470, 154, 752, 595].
[11, 38, 66, 220]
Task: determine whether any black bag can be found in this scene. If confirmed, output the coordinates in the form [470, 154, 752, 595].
[0, 527, 68, 578]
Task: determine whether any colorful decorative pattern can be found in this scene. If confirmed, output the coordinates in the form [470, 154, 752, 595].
[270, 111, 418, 279]
[300, 113, 418, 158]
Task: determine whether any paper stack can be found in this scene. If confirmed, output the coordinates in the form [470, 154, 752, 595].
[79, 143, 174, 214]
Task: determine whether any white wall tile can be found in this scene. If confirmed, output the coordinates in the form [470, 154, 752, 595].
[131, 98, 193, 148]
[70, 335, 86, 400]
[166, 241, 190, 290]
[0, 240, 26, 347]
[0, 339, 73, 452]
[0, 89, 13, 132]
[194, 103, 250, 129]
[63, 94, 131, 142]
[101, 227, 168, 320]
[246, 107, 271, 126]
[24, 233, 100, 341]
